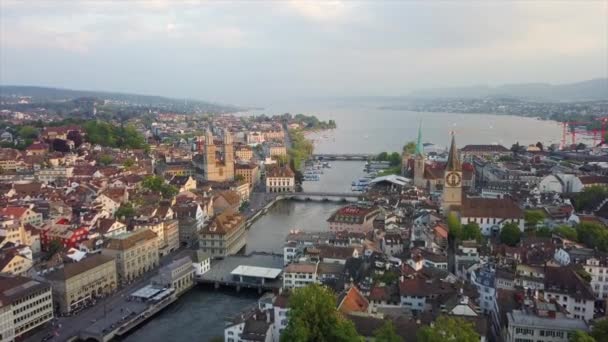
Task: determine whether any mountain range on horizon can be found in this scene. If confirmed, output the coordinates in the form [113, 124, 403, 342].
[407, 78, 608, 102]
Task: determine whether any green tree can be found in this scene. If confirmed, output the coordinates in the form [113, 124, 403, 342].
[462, 222, 483, 241]
[577, 222, 608, 252]
[403, 141, 416, 154]
[281, 284, 361, 342]
[555, 225, 578, 240]
[447, 212, 462, 240]
[234, 174, 245, 182]
[500, 222, 522, 246]
[374, 320, 402, 342]
[115, 202, 136, 219]
[388, 152, 401, 167]
[377, 152, 389, 161]
[570, 331, 596, 342]
[535, 226, 552, 238]
[18, 125, 39, 139]
[574, 186, 608, 211]
[46, 239, 63, 256]
[417, 316, 479, 342]
[123, 158, 135, 168]
[524, 210, 545, 228]
[98, 154, 114, 166]
[591, 316, 608, 341]
[511, 142, 525, 155]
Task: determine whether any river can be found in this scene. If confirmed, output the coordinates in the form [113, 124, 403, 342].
[124, 162, 362, 342]
[125, 102, 566, 341]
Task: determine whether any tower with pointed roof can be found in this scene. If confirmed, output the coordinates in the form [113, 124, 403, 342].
[442, 132, 462, 213]
[413, 123, 426, 188]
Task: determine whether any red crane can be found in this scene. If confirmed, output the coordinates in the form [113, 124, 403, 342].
[596, 116, 608, 144]
[564, 121, 590, 146]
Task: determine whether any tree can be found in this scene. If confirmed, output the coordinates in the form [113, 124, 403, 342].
[98, 154, 114, 166]
[535, 141, 544, 151]
[576, 143, 587, 152]
[524, 210, 545, 228]
[574, 186, 608, 211]
[577, 222, 608, 252]
[46, 239, 63, 256]
[554, 225, 578, 240]
[535, 226, 552, 238]
[123, 158, 135, 168]
[18, 125, 38, 139]
[569, 331, 595, 342]
[403, 141, 416, 154]
[66, 130, 83, 147]
[374, 320, 402, 342]
[462, 222, 483, 241]
[234, 174, 245, 182]
[591, 319, 608, 341]
[447, 212, 462, 240]
[500, 222, 522, 246]
[511, 142, 525, 155]
[281, 284, 361, 342]
[377, 152, 389, 161]
[115, 202, 136, 219]
[52, 138, 70, 152]
[388, 152, 401, 167]
[417, 316, 479, 342]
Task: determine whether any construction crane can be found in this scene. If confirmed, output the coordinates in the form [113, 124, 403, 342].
[562, 121, 590, 146]
[596, 116, 608, 144]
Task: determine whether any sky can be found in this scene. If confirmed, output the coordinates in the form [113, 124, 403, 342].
[0, 0, 607, 106]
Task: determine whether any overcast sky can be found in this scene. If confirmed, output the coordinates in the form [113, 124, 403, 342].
[1, 0, 606, 105]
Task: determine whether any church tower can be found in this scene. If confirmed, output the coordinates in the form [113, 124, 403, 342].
[222, 129, 235, 180]
[204, 129, 218, 181]
[413, 123, 426, 188]
[442, 133, 462, 213]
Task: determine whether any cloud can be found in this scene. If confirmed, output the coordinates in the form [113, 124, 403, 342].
[283, 0, 353, 21]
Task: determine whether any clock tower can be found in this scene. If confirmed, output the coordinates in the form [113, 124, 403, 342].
[442, 133, 462, 213]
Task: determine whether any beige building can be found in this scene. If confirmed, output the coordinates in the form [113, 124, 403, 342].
[230, 182, 250, 203]
[133, 219, 180, 257]
[154, 256, 194, 296]
[199, 211, 246, 258]
[102, 229, 159, 284]
[235, 162, 259, 188]
[265, 165, 295, 193]
[0, 274, 53, 341]
[45, 254, 117, 314]
[235, 145, 254, 162]
[268, 145, 287, 158]
[0, 252, 32, 276]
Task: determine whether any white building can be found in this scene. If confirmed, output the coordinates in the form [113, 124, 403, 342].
[584, 256, 608, 300]
[460, 197, 524, 236]
[190, 250, 211, 277]
[282, 262, 318, 289]
[542, 267, 594, 321]
[0, 275, 54, 341]
[538, 174, 584, 194]
[470, 266, 496, 314]
[505, 306, 589, 342]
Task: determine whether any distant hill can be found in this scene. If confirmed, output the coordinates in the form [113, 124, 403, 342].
[408, 78, 608, 102]
[0, 85, 240, 113]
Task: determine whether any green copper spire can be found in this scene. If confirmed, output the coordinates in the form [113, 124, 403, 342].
[415, 122, 424, 156]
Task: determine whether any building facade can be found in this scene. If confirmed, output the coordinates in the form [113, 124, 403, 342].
[45, 254, 117, 314]
[199, 211, 247, 258]
[102, 229, 159, 284]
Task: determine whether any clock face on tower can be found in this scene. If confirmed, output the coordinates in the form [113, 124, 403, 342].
[446, 172, 461, 187]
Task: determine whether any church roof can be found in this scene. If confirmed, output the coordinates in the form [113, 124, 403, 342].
[445, 134, 461, 171]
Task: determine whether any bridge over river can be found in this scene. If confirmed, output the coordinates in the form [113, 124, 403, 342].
[277, 191, 361, 202]
[313, 153, 374, 161]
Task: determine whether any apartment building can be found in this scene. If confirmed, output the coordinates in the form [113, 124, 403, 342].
[154, 256, 194, 296]
[282, 262, 318, 289]
[0, 274, 53, 341]
[199, 211, 246, 258]
[45, 254, 117, 314]
[101, 229, 159, 284]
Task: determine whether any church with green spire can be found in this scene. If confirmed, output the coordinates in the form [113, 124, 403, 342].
[413, 122, 426, 188]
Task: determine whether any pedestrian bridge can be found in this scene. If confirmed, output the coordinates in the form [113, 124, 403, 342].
[313, 153, 374, 161]
[278, 191, 361, 202]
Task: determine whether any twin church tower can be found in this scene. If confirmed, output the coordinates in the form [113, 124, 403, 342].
[403, 124, 462, 213]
